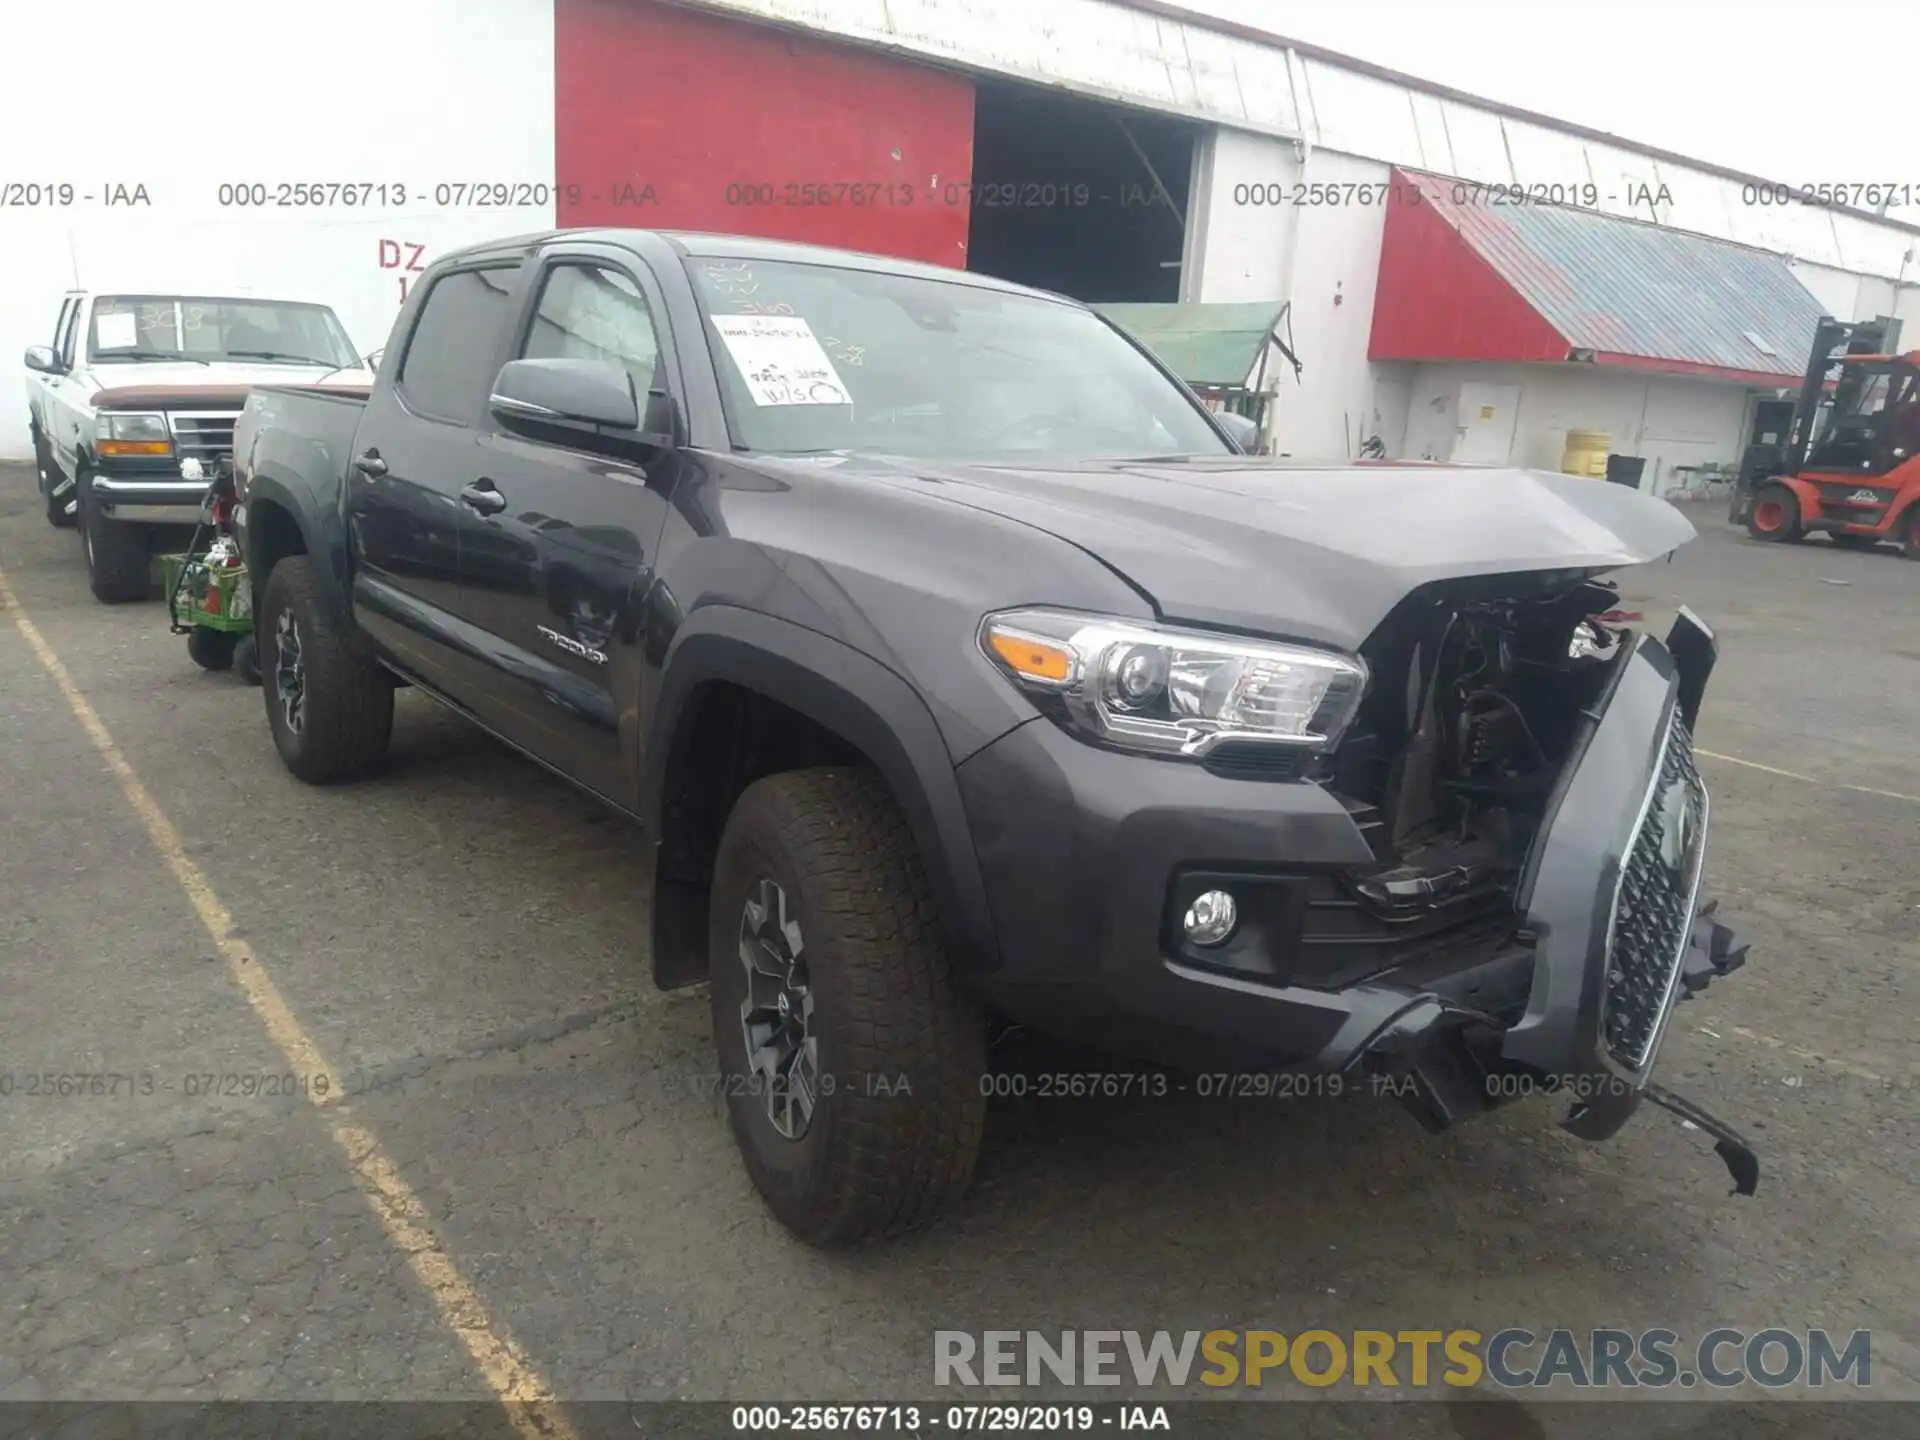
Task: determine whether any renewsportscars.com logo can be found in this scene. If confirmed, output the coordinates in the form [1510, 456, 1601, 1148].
[934, 1328, 1873, 1391]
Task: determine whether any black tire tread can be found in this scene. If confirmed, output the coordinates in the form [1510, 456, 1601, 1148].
[187, 627, 238, 671]
[718, 767, 986, 1245]
[80, 479, 151, 602]
[261, 557, 393, 783]
[1745, 481, 1801, 544]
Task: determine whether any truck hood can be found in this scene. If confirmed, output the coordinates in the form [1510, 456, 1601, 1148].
[83, 360, 372, 402]
[837, 455, 1697, 650]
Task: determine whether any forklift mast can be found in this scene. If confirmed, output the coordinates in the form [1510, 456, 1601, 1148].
[1787, 314, 1905, 471]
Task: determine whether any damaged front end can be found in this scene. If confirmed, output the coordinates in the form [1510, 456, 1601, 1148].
[1305, 577, 1759, 1196]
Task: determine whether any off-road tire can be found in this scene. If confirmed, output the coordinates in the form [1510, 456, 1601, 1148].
[260, 557, 393, 783]
[187, 627, 238, 671]
[35, 431, 75, 528]
[78, 474, 152, 602]
[1903, 511, 1920, 562]
[708, 768, 987, 1247]
[1745, 482, 1802, 544]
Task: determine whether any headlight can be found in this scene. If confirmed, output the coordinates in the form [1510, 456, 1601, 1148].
[979, 608, 1369, 757]
[95, 412, 173, 457]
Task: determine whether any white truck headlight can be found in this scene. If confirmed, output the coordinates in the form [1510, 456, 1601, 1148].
[95, 412, 173, 458]
[979, 608, 1369, 757]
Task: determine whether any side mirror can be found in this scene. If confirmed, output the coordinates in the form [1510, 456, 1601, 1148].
[364, 348, 385, 373]
[23, 345, 61, 375]
[1215, 410, 1260, 454]
[491, 357, 641, 430]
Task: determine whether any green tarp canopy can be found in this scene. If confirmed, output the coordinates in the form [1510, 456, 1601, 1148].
[1092, 301, 1293, 389]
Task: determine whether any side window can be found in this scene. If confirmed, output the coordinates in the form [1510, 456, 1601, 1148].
[520, 264, 659, 399]
[56, 301, 81, 367]
[396, 266, 519, 421]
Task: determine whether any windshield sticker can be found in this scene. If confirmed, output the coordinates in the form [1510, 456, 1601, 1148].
[821, 336, 866, 368]
[703, 261, 759, 297]
[95, 312, 138, 348]
[711, 314, 851, 407]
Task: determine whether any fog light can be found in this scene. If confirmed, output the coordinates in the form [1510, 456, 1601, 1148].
[1183, 890, 1238, 946]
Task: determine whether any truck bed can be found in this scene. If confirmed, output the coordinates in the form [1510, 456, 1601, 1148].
[233, 384, 371, 499]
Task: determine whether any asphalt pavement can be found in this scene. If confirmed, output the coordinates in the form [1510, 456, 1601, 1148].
[0, 465, 1914, 1429]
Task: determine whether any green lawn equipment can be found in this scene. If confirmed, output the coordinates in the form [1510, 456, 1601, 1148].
[161, 460, 259, 684]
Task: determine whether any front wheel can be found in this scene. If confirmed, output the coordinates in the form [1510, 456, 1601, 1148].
[259, 557, 394, 783]
[79, 475, 152, 602]
[708, 768, 987, 1246]
[1745, 482, 1803, 543]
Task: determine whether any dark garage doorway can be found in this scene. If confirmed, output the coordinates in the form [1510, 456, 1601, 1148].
[967, 78, 1198, 303]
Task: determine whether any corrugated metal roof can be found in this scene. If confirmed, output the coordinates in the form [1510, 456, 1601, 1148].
[1396, 168, 1828, 380]
[1094, 301, 1290, 387]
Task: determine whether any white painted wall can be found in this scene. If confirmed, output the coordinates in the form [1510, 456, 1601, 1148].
[1401, 361, 1752, 491]
[0, 0, 556, 461]
[1190, 142, 1406, 460]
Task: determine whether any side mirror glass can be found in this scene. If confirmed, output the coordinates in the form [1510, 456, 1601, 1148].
[491, 357, 641, 430]
[23, 345, 61, 374]
[1215, 410, 1260, 454]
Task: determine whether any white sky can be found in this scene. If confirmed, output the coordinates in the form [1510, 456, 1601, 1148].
[1174, 0, 1918, 191]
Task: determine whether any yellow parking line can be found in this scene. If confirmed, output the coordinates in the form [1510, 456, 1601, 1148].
[0, 565, 575, 1440]
[1695, 747, 1920, 805]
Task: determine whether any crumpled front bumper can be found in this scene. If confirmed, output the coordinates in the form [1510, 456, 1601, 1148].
[1328, 609, 1761, 1196]
[955, 609, 1760, 1196]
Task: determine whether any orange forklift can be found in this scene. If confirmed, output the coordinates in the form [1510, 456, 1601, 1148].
[1731, 314, 1920, 557]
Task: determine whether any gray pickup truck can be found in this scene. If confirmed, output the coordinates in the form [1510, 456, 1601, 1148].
[229, 227, 1758, 1246]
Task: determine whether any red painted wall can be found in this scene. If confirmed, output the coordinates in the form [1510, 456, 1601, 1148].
[554, 0, 975, 267]
[1369, 170, 1568, 364]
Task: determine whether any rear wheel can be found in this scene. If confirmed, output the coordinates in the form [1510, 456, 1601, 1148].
[260, 557, 394, 783]
[1746, 482, 1803, 544]
[187, 627, 238, 671]
[234, 633, 262, 686]
[1903, 511, 1920, 562]
[708, 768, 987, 1246]
[79, 474, 152, 602]
[35, 431, 75, 529]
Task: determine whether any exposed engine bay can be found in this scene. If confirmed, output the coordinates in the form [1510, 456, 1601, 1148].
[1330, 574, 1630, 924]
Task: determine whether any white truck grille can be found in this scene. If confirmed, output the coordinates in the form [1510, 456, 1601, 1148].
[167, 410, 243, 464]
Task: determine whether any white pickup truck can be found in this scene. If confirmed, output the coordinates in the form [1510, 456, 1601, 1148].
[23, 290, 375, 602]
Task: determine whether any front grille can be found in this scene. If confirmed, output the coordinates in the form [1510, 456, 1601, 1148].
[1600, 714, 1709, 1075]
[168, 411, 241, 463]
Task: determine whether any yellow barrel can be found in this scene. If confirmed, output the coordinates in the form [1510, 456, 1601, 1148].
[1560, 429, 1612, 478]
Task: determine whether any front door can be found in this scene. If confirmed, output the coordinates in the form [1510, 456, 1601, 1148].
[455, 253, 680, 803]
[347, 262, 522, 691]
[1453, 382, 1521, 464]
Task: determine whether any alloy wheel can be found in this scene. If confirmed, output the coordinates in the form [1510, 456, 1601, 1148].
[737, 876, 819, 1141]
[273, 607, 306, 734]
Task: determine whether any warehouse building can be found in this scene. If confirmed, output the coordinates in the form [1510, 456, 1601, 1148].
[6, 0, 1920, 486]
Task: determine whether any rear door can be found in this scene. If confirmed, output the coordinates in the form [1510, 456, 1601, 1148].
[347, 262, 525, 691]
[452, 245, 685, 802]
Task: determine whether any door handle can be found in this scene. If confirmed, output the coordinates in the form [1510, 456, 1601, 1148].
[353, 449, 388, 477]
[460, 478, 508, 515]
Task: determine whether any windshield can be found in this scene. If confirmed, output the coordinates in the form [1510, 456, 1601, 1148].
[88, 295, 360, 368]
[685, 257, 1231, 461]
